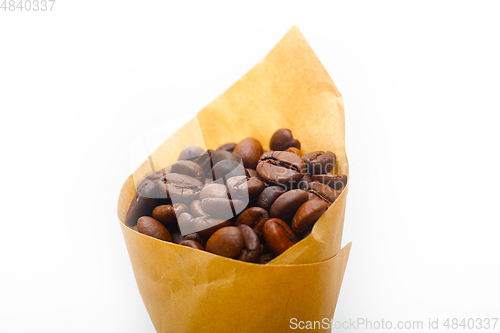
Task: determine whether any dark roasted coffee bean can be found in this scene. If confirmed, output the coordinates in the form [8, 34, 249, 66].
[137, 216, 172, 242]
[302, 151, 336, 175]
[269, 189, 308, 219]
[311, 174, 348, 191]
[302, 228, 313, 239]
[235, 207, 269, 228]
[258, 253, 275, 264]
[263, 218, 298, 256]
[296, 173, 312, 190]
[179, 240, 205, 250]
[211, 150, 241, 165]
[291, 200, 329, 234]
[194, 217, 231, 239]
[153, 204, 177, 225]
[256, 151, 306, 188]
[269, 128, 301, 151]
[306, 182, 339, 204]
[237, 224, 261, 263]
[125, 180, 169, 226]
[131, 225, 138, 232]
[171, 232, 184, 244]
[171, 160, 206, 183]
[178, 145, 205, 161]
[157, 173, 203, 204]
[184, 232, 205, 244]
[256, 186, 286, 210]
[191, 149, 215, 176]
[177, 212, 196, 235]
[206, 226, 244, 259]
[233, 137, 264, 170]
[212, 160, 246, 183]
[190, 200, 208, 217]
[226, 176, 265, 202]
[216, 142, 237, 152]
[201, 198, 246, 219]
[284, 146, 302, 156]
[144, 168, 170, 181]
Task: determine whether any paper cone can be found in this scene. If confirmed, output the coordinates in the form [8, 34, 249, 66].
[118, 27, 350, 332]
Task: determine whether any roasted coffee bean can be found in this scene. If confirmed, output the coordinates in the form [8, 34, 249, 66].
[263, 218, 298, 256]
[296, 173, 312, 190]
[269, 128, 301, 151]
[233, 137, 264, 170]
[178, 145, 205, 161]
[137, 216, 172, 242]
[302, 151, 336, 175]
[152, 203, 188, 225]
[177, 212, 196, 235]
[284, 146, 302, 156]
[194, 217, 231, 239]
[171, 160, 206, 183]
[179, 240, 205, 250]
[201, 198, 246, 219]
[302, 228, 313, 239]
[269, 189, 308, 219]
[245, 168, 260, 179]
[256, 151, 306, 187]
[171, 232, 184, 244]
[190, 200, 208, 217]
[184, 232, 205, 244]
[237, 224, 261, 263]
[131, 225, 138, 232]
[256, 186, 286, 210]
[235, 207, 269, 228]
[212, 160, 246, 183]
[199, 183, 229, 200]
[157, 173, 203, 205]
[311, 174, 348, 191]
[306, 182, 339, 204]
[144, 168, 170, 181]
[258, 253, 275, 265]
[291, 200, 329, 234]
[191, 149, 215, 176]
[125, 180, 169, 226]
[212, 150, 241, 164]
[216, 142, 237, 152]
[206, 226, 244, 259]
[227, 176, 265, 202]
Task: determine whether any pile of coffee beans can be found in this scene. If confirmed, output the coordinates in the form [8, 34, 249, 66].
[125, 128, 347, 264]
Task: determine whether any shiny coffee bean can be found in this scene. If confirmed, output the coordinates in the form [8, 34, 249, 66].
[178, 145, 205, 161]
[258, 253, 275, 264]
[311, 174, 348, 191]
[256, 186, 286, 210]
[179, 240, 205, 251]
[212, 150, 241, 164]
[131, 225, 138, 232]
[296, 173, 312, 190]
[157, 173, 203, 204]
[201, 198, 246, 219]
[237, 224, 261, 263]
[284, 146, 302, 156]
[206, 226, 244, 259]
[269, 189, 308, 219]
[152, 203, 188, 225]
[171, 160, 206, 183]
[191, 149, 215, 176]
[269, 128, 301, 151]
[184, 232, 206, 245]
[302, 151, 336, 175]
[256, 151, 306, 187]
[137, 216, 172, 242]
[190, 200, 208, 217]
[125, 180, 169, 226]
[194, 217, 231, 239]
[216, 142, 237, 152]
[212, 160, 246, 183]
[291, 200, 329, 234]
[171, 232, 184, 244]
[226, 176, 265, 202]
[177, 212, 196, 235]
[235, 207, 269, 228]
[263, 218, 298, 256]
[233, 137, 264, 170]
[306, 182, 339, 204]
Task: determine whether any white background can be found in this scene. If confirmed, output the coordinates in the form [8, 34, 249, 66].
[1, 1, 499, 332]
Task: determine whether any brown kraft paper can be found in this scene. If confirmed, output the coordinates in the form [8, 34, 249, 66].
[117, 26, 351, 332]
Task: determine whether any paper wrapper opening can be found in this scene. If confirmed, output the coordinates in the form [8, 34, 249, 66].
[118, 27, 351, 332]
